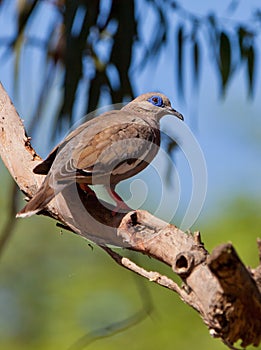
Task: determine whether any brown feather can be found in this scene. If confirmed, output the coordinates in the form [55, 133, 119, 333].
[16, 179, 55, 218]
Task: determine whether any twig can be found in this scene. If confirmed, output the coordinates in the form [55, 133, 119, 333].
[100, 245, 182, 292]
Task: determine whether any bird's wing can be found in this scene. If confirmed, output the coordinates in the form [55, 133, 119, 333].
[33, 110, 127, 175]
[53, 114, 159, 183]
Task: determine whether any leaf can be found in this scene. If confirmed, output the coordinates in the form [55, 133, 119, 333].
[176, 25, 184, 99]
[208, 13, 216, 28]
[110, 0, 136, 100]
[238, 26, 246, 58]
[237, 26, 252, 59]
[237, 27, 256, 97]
[246, 44, 255, 98]
[58, 1, 100, 129]
[17, 0, 38, 35]
[87, 72, 102, 115]
[12, 0, 38, 91]
[135, 1, 167, 71]
[150, 4, 167, 54]
[192, 39, 200, 89]
[219, 31, 231, 93]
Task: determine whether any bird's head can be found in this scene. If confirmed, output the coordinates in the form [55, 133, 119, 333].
[122, 92, 184, 121]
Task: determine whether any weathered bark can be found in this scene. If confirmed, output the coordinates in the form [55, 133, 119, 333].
[0, 83, 260, 349]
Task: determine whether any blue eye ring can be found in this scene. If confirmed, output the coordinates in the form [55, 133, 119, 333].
[147, 95, 164, 107]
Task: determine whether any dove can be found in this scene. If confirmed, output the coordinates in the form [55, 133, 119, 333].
[16, 92, 183, 218]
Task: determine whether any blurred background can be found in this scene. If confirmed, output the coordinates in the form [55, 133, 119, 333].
[0, 0, 261, 349]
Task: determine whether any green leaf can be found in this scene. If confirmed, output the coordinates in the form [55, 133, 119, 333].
[87, 72, 102, 115]
[176, 25, 184, 99]
[237, 26, 256, 97]
[17, 0, 38, 35]
[237, 26, 254, 59]
[110, 0, 136, 100]
[219, 31, 231, 92]
[59, 1, 100, 129]
[192, 39, 200, 89]
[247, 45, 255, 97]
[238, 26, 247, 58]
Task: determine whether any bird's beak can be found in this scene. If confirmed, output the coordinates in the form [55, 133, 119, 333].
[167, 106, 184, 120]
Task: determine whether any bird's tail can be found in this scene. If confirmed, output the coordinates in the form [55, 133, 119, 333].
[16, 182, 55, 218]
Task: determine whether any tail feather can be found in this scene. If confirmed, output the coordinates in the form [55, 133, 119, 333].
[16, 182, 55, 218]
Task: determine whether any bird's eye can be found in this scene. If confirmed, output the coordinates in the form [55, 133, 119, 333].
[148, 95, 164, 107]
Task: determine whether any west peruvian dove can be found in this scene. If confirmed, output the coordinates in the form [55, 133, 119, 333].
[16, 92, 183, 218]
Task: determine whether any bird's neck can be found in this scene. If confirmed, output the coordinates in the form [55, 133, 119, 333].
[122, 104, 162, 124]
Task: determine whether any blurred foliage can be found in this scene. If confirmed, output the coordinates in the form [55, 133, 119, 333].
[0, 0, 260, 137]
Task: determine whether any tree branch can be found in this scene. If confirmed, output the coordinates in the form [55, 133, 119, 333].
[0, 83, 260, 349]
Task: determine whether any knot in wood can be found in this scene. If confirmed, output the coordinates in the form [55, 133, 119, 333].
[172, 252, 194, 278]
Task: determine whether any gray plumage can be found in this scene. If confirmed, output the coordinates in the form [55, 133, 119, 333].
[16, 92, 183, 218]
